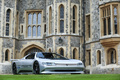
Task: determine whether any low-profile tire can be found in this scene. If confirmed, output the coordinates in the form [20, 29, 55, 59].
[12, 63, 17, 74]
[33, 61, 40, 74]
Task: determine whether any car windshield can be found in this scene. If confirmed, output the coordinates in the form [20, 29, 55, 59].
[36, 52, 68, 60]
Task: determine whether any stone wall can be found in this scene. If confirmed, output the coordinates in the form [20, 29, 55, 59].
[85, 0, 90, 14]
[91, 0, 100, 42]
[0, 63, 12, 74]
[92, 66, 120, 74]
[18, 0, 46, 39]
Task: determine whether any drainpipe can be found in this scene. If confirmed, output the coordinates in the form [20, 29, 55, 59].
[82, 0, 86, 67]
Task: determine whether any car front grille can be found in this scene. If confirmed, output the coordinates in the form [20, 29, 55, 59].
[55, 63, 77, 66]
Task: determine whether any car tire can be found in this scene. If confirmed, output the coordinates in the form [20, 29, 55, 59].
[12, 63, 18, 74]
[33, 61, 40, 74]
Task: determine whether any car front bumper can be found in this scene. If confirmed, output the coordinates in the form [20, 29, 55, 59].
[40, 66, 84, 74]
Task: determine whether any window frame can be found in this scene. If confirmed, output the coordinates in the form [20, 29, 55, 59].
[59, 4, 65, 33]
[100, 3, 119, 37]
[97, 50, 101, 65]
[107, 48, 117, 65]
[72, 5, 77, 34]
[5, 9, 11, 36]
[85, 14, 91, 41]
[49, 6, 52, 34]
[26, 10, 43, 38]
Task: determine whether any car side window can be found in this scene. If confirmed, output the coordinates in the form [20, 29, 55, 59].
[26, 53, 35, 59]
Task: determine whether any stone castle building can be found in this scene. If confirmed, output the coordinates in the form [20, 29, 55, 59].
[0, 0, 120, 74]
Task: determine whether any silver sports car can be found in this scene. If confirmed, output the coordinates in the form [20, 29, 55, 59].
[11, 52, 84, 74]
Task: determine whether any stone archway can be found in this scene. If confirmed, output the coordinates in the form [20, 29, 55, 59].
[21, 44, 45, 57]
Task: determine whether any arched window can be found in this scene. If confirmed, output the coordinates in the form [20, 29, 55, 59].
[37, 26, 41, 37]
[16, 12, 19, 37]
[28, 26, 31, 37]
[6, 9, 11, 36]
[59, 48, 64, 56]
[6, 9, 10, 22]
[73, 5, 77, 33]
[33, 13, 36, 24]
[28, 13, 32, 25]
[59, 5, 64, 33]
[97, 50, 101, 65]
[33, 26, 36, 37]
[73, 48, 77, 59]
[5, 50, 9, 61]
[113, 6, 118, 34]
[49, 7, 52, 34]
[107, 48, 116, 65]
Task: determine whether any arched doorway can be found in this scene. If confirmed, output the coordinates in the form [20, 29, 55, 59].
[107, 48, 116, 65]
[21, 44, 45, 57]
[24, 47, 42, 56]
[59, 48, 64, 56]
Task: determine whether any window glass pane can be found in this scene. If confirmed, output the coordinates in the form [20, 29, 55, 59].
[6, 24, 9, 36]
[114, 17, 117, 34]
[103, 19, 106, 35]
[89, 51, 91, 65]
[33, 13, 36, 24]
[44, 24, 46, 33]
[73, 7, 75, 19]
[99, 52, 101, 64]
[33, 26, 36, 37]
[103, 10, 104, 17]
[111, 51, 114, 64]
[73, 49, 76, 59]
[114, 7, 117, 15]
[73, 21, 75, 33]
[38, 13, 41, 24]
[60, 20, 64, 33]
[5, 50, 8, 61]
[60, 5, 64, 18]
[37, 26, 41, 37]
[6, 9, 10, 22]
[108, 18, 111, 35]
[28, 26, 31, 37]
[28, 14, 32, 25]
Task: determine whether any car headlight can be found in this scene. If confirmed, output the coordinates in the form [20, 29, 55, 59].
[42, 62, 56, 66]
[77, 63, 82, 65]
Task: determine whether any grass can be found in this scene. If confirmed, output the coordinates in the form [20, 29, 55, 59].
[0, 74, 120, 80]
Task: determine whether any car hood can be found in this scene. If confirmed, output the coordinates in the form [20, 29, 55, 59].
[37, 58, 83, 64]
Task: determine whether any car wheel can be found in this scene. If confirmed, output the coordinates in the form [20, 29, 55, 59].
[33, 61, 40, 74]
[12, 63, 17, 74]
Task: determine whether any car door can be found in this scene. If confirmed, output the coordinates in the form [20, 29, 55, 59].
[20, 53, 35, 71]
